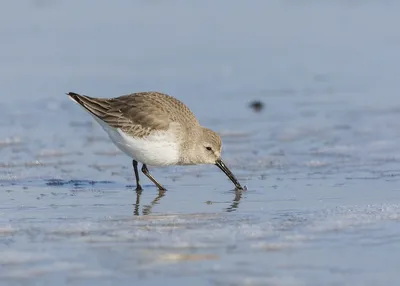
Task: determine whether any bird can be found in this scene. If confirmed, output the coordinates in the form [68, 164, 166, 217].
[67, 91, 244, 191]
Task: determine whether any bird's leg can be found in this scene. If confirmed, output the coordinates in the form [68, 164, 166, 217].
[141, 164, 166, 191]
[132, 160, 143, 191]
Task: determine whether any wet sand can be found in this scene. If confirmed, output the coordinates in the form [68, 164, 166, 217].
[2, 1, 400, 285]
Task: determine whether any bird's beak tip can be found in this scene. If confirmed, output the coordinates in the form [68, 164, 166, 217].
[215, 158, 243, 190]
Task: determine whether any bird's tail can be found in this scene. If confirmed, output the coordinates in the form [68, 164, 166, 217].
[67, 92, 110, 118]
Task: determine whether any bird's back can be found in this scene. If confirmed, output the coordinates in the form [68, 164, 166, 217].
[69, 91, 200, 138]
[115, 92, 199, 127]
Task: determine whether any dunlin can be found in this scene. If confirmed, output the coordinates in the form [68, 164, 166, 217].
[67, 91, 243, 191]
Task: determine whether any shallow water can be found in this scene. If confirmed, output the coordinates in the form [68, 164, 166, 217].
[2, 1, 400, 285]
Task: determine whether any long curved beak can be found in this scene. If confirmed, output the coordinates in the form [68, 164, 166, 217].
[215, 158, 243, 190]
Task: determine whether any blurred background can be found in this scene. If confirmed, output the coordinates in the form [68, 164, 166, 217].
[2, 1, 400, 285]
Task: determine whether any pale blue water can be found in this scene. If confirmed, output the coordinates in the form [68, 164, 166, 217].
[1, 1, 400, 285]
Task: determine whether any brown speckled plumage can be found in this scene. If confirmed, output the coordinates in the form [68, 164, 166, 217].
[68, 91, 200, 138]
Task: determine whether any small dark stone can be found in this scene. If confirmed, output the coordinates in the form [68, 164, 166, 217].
[249, 100, 264, 112]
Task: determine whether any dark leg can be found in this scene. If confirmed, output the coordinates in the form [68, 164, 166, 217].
[141, 164, 166, 191]
[132, 160, 143, 191]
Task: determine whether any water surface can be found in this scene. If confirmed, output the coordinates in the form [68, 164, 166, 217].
[1, 1, 400, 285]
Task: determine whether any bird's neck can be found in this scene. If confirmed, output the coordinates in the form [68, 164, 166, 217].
[177, 126, 203, 165]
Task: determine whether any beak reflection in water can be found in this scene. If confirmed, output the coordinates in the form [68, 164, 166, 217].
[215, 158, 243, 190]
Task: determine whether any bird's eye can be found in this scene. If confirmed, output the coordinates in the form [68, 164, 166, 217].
[206, 146, 212, 151]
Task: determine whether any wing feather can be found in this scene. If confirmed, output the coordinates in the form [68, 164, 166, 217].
[67, 92, 179, 137]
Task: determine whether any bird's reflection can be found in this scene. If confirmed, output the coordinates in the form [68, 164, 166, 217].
[133, 189, 166, 216]
[225, 189, 242, 212]
[132, 188, 243, 215]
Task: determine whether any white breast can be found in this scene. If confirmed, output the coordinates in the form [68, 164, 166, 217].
[93, 117, 180, 166]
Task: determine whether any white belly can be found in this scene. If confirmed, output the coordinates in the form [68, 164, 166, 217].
[94, 117, 180, 166]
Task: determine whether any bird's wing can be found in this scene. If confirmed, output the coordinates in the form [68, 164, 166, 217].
[68, 92, 171, 137]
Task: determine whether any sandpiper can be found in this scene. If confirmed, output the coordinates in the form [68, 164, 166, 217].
[67, 91, 243, 191]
